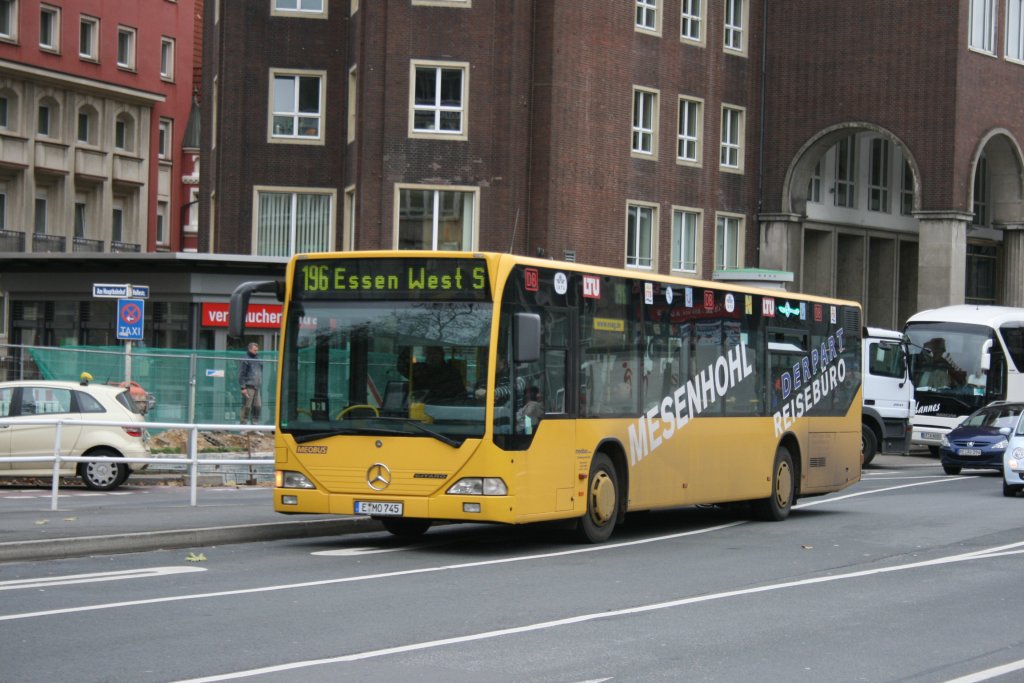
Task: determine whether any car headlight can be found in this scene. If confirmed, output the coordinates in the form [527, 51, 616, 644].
[446, 477, 508, 496]
[276, 470, 316, 489]
[940, 435, 950, 447]
[994, 439, 1009, 450]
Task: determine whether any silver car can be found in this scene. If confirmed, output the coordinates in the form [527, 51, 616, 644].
[0, 378, 149, 490]
[1005, 418, 1024, 497]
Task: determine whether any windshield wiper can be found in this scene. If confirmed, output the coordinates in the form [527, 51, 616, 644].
[291, 419, 462, 447]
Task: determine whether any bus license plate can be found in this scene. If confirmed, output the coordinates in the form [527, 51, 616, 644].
[355, 501, 403, 516]
[922, 432, 943, 441]
[958, 448, 982, 456]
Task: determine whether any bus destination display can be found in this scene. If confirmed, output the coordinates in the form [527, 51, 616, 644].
[294, 257, 490, 301]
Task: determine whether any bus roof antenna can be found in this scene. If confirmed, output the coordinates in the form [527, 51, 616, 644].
[507, 208, 519, 253]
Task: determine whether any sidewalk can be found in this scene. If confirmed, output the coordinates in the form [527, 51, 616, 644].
[0, 471, 380, 563]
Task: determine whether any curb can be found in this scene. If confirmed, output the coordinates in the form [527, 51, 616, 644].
[0, 516, 382, 563]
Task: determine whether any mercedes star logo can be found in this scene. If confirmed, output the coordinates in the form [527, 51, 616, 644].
[367, 463, 392, 491]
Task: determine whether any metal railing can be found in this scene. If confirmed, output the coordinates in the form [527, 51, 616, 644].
[0, 417, 275, 510]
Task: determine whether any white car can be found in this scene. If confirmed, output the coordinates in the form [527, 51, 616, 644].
[1005, 425, 1024, 497]
[0, 377, 149, 490]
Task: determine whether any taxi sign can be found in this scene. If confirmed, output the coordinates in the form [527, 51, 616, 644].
[117, 298, 145, 340]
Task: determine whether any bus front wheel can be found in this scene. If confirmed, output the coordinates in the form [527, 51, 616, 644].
[754, 446, 794, 522]
[576, 453, 619, 543]
[380, 517, 431, 538]
[861, 424, 878, 467]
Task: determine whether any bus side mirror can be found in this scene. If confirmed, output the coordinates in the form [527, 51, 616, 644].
[514, 313, 541, 363]
[228, 280, 281, 338]
[980, 339, 993, 371]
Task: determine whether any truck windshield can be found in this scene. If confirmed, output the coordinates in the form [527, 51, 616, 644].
[904, 321, 1000, 413]
[280, 300, 492, 444]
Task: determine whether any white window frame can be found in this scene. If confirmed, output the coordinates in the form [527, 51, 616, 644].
[901, 160, 914, 216]
[114, 114, 134, 152]
[156, 200, 169, 245]
[34, 195, 47, 234]
[37, 102, 52, 137]
[723, 0, 746, 54]
[39, 4, 60, 52]
[636, 0, 660, 36]
[160, 37, 175, 81]
[834, 135, 856, 208]
[680, 0, 704, 45]
[0, 0, 18, 42]
[1007, 0, 1024, 62]
[0, 94, 8, 129]
[626, 201, 658, 270]
[409, 60, 469, 140]
[271, 0, 327, 17]
[868, 137, 890, 213]
[970, 0, 996, 54]
[671, 206, 702, 274]
[714, 212, 744, 270]
[719, 104, 744, 172]
[0, 185, 7, 230]
[158, 118, 172, 159]
[74, 197, 87, 238]
[112, 202, 125, 243]
[77, 107, 93, 144]
[269, 69, 326, 143]
[79, 15, 99, 61]
[343, 185, 355, 250]
[676, 95, 702, 165]
[347, 66, 357, 143]
[631, 87, 659, 158]
[253, 186, 336, 257]
[394, 184, 479, 251]
[116, 26, 136, 70]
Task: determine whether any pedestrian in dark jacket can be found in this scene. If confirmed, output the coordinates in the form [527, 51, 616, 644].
[239, 342, 262, 424]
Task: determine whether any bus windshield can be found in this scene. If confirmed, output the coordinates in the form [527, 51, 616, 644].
[904, 321, 999, 412]
[280, 299, 492, 444]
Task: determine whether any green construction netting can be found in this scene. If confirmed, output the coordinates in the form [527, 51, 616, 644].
[25, 346, 277, 426]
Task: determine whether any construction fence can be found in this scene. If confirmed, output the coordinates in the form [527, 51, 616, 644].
[0, 344, 277, 426]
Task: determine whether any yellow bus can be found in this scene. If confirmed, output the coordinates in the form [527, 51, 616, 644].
[230, 251, 862, 542]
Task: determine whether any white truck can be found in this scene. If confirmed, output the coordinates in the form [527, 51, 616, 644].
[861, 327, 914, 465]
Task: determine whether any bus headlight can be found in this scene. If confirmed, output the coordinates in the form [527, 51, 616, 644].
[447, 477, 508, 496]
[276, 470, 316, 489]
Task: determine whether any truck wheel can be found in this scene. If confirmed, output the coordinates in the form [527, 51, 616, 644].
[861, 424, 878, 467]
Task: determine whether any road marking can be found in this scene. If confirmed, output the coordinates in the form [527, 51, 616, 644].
[0, 566, 206, 591]
[169, 540, 1024, 683]
[944, 657, 1024, 682]
[795, 475, 975, 509]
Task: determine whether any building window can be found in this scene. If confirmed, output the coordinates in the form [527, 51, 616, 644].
[410, 62, 467, 138]
[271, 71, 323, 140]
[715, 214, 743, 270]
[973, 154, 990, 226]
[966, 243, 998, 304]
[77, 110, 90, 143]
[39, 5, 60, 51]
[79, 16, 99, 60]
[0, 95, 7, 128]
[676, 96, 701, 163]
[680, 0, 703, 43]
[273, 0, 325, 14]
[636, 0, 658, 34]
[901, 160, 914, 216]
[0, 188, 8, 229]
[156, 201, 168, 244]
[34, 196, 46, 234]
[114, 114, 134, 151]
[158, 119, 172, 159]
[672, 208, 700, 273]
[343, 185, 355, 250]
[970, 0, 995, 53]
[808, 159, 822, 203]
[37, 103, 51, 136]
[112, 205, 124, 242]
[834, 135, 856, 208]
[720, 105, 743, 170]
[347, 66, 357, 143]
[632, 87, 658, 156]
[74, 200, 86, 238]
[256, 189, 333, 256]
[868, 138, 890, 213]
[1008, 0, 1024, 61]
[117, 26, 136, 69]
[0, 0, 16, 41]
[724, 0, 745, 53]
[160, 37, 175, 80]
[626, 202, 656, 269]
[397, 186, 477, 250]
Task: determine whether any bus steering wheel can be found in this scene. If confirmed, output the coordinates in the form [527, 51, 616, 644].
[336, 404, 381, 420]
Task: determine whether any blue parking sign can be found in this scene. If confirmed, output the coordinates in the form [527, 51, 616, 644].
[117, 298, 145, 340]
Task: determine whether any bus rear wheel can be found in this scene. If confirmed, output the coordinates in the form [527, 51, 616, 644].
[576, 453, 619, 543]
[380, 517, 432, 538]
[754, 446, 794, 521]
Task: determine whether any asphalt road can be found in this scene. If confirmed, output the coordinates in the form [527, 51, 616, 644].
[2, 453, 1023, 682]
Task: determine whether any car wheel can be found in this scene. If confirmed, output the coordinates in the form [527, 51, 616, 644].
[80, 449, 127, 491]
[942, 464, 962, 475]
[861, 424, 878, 467]
[1003, 481, 1022, 498]
[380, 517, 431, 538]
[753, 446, 795, 521]
[575, 452, 619, 543]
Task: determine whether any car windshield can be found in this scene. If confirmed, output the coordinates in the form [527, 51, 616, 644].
[280, 300, 492, 445]
[961, 405, 1023, 430]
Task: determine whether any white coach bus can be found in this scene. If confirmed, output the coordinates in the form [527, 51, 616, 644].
[904, 305, 1024, 453]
